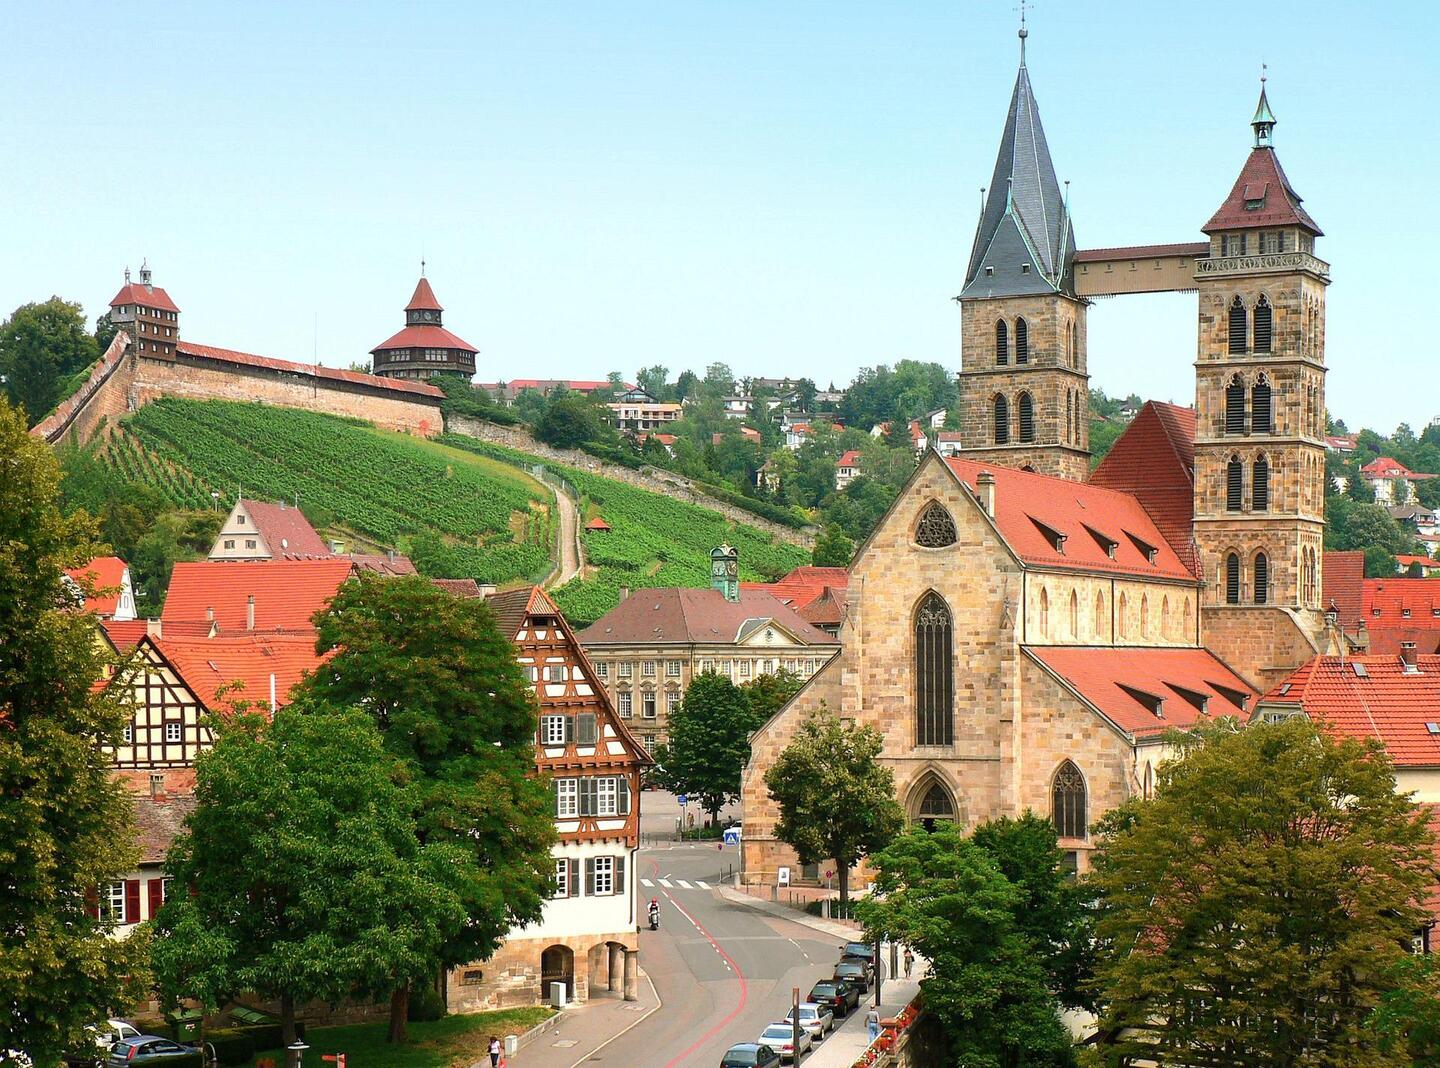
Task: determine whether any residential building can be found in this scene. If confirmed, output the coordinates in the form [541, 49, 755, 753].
[66, 556, 138, 621]
[1361, 457, 1436, 505]
[934, 431, 964, 458]
[636, 432, 677, 456]
[479, 380, 628, 405]
[578, 547, 840, 750]
[784, 423, 812, 450]
[1391, 505, 1440, 539]
[835, 450, 862, 490]
[1397, 554, 1440, 577]
[742, 565, 850, 636]
[92, 791, 197, 936]
[608, 401, 682, 432]
[370, 275, 478, 381]
[1325, 433, 1358, 453]
[210, 499, 333, 561]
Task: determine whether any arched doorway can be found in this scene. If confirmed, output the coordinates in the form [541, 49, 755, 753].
[540, 944, 575, 1000]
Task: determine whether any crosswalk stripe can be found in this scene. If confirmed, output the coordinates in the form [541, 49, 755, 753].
[697, 880, 710, 889]
[676, 880, 693, 889]
[658, 879, 673, 888]
[640, 878, 654, 887]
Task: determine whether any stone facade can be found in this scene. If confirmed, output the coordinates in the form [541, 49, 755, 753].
[1199, 605, 1323, 693]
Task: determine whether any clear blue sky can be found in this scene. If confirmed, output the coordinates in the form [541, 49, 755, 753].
[3, 1, 1435, 432]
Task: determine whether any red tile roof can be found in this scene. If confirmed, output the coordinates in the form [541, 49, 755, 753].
[585, 517, 612, 531]
[507, 379, 614, 392]
[1028, 646, 1257, 737]
[1325, 434, 1358, 451]
[177, 341, 443, 398]
[1322, 551, 1366, 630]
[1203, 147, 1322, 235]
[742, 566, 850, 612]
[799, 588, 846, 628]
[132, 793, 198, 865]
[66, 556, 129, 616]
[1088, 402, 1198, 575]
[429, 577, 485, 597]
[109, 282, 180, 313]
[162, 559, 354, 632]
[837, 450, 862, 469]
[1260, 655, 1440, 766]
[239, 500, 332, 558]
[150, 632, 326, 714]
[346, 553, 417, 576]
[1073, 242, 1209, 262]
[370, 323, 478, 355]
[1360, 456, 1435, 480]
[101, 619, 149, 653]
[405, 277, 444, 312]
[1397, 555, 1440, 572]
[1363, 579, 1440, 629]
[946, 457, 1197, 581]
[578, 587, 838, 647]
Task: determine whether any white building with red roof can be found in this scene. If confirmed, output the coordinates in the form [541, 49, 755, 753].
[209, 498, 335, 561]
[65, 556, 137, 621]
[835, 449, 862, 490]
[1360, 457, 1435, 505]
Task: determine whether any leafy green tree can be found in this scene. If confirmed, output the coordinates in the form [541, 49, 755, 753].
[858, 823, 1076, 1067]
[820, 476, 899, 543]
[0, 298, 101, 424]
[665, 671, 756, 824]
[1326, 497, 1421, 577]
[94, 310, 118, 354]
[1369, 954, 1440, 1065]
[1420, 476, 1440, 511]
[636, 364, 670, 400]
[763, 709, 903, 904]
[674, 369, 699, 404]
[701, 362, 736, 399]
[536, 394, 612, 450]
[740, 668, 804, 723]
[795, 378, 817, 413]
[811, 525, 854, 567]
[1089, 717, 1433, 1067]
[1087, 417, 1126, 467]
[0, 398, 143, 1063]
[304, 575, 555, 1041]
[152, 701, 469, 1059]
[1348, 466, 1377, 502]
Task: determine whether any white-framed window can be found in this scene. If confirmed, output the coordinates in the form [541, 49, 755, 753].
[722, 660, 733, 676]
[739, 659, 752, 677]
[555, 778, 578, 818]
[101, 881, 126, 923]
[592, 856, 614, 895]
[642, 692, 657, 719]
[643, 660, 656, 677]
[245, 539, 257, 549]
[618, 661, 633, 679]
[223, 540, 235, 550]
[666, 690, 681, 715]
[618, 691, 632, 718]
[595, 661, 609, 679]
[598, 778, 618, 815]
[541, 715, 567, 745]
[554, 858, 570, 898]
[122, 723, 134, 744]
[164, 721, 182, 743]
[642, 733, 655, 751]
[666, 660, 682, 677]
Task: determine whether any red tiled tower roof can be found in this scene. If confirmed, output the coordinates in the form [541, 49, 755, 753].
[1088, 402, 1198, 575]
[109, 282, 180, 313]
[405, 276, 444, 312]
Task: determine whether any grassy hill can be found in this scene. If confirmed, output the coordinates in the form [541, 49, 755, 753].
[103, 399, 810, 619]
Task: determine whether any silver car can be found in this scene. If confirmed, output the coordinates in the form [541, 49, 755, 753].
[757, 1022, 813, 1063]
[783, 1001, 834, 1040]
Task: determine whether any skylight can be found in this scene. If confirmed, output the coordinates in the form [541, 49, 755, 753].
[1353, 662, 1369, 678]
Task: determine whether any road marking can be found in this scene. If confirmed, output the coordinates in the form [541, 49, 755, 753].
[676, 879, 692, 889]
[658, 878, 672, 888]
[787, 936, 811, 961]
[697, 880, 710, 889]
[640, 878, 654, 887]
[562, 969, 663, 1068]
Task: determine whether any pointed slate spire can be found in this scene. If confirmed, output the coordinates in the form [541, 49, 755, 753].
[961, 33, 1076, 299]
[1252, 76, 1276, 148]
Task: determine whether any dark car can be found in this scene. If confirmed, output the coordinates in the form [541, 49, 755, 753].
[833, 960, 871, 992]
[107, 1038, 200, 1067]
[719, 1042, 780, 1067]
[839, 941, 877, 980]
[807, 977, 860, 1017]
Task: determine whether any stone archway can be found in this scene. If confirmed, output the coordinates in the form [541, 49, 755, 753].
[540, 944, 575, 1001]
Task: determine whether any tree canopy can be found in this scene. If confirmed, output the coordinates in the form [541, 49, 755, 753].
[0, 298, 102, 425]
[659, 670, 757, 822]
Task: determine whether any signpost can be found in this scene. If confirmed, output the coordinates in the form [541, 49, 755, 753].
[824, 869, 834, 920]
[792, 985, 803, 1063]
[676, 794, 687, 840]
[722, 826, 741, 847]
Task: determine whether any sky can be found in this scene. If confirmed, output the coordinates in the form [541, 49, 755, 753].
[3, 1, 1436, 432]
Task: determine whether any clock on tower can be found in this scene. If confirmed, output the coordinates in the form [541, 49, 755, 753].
[710, 544, 740, 603]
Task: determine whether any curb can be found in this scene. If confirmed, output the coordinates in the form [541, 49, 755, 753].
[715, 884, 860, 941]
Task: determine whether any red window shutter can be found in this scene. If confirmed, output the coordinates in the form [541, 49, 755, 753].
[147, 878, 165, 921]
[85, 887, 99, 921]
[123, 879, 141, 924]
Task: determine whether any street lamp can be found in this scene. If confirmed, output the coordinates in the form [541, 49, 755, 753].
[210, 491, 220, 512]
[286, 1039, 309, 1068]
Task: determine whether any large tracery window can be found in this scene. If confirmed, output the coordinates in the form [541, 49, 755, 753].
[914, 593, 954, 747]
[916, 782, 956, 830]
[915, 503, 957, 548]
[1052, 761, 1087, 839]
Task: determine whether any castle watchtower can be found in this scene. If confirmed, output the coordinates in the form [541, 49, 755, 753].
[108, 262, 180, 361]
[370, 273, 478, 380]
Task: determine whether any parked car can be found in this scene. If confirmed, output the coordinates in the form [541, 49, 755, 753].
[757, 1023, 812, 1062]
[833, 960, 871, 993]
[106, 1037, 199, 1066]
[838, 941, 877, 982]
[807, 977, 860, 1017]
[783, 1001, 834, 1040]
[719, 1042, 779, 1067]
[65, 1022, 144, 1067]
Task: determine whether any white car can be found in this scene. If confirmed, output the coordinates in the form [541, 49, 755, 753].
[95, 1021, 142, 1052]
[784, 1001, 834, 1040]
[757, 1022, 813, 1063]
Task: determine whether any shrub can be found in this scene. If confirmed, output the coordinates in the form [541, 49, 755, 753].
[804, 898, 859, 920]
[201, 1029, 255, 1065]
[407, 986, 448, 1022]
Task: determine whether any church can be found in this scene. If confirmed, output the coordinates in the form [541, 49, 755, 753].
[741, 27, 1332, 878]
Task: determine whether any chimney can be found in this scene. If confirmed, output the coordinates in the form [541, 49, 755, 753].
[976, 471, 996, 517]
[477, 583, 497, 599]
[1401, 642, 1420, 673]
[246, 594, 255, 631]
[146, 618, 163, 639]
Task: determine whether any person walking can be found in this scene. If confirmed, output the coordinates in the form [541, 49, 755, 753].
[488, 1035, 502, 1067]
[903, 946, 914, 979]
[865, 1006, 880, 1044]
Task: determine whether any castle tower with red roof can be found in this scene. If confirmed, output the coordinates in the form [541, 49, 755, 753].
[1192, 82, 1328, 626]
[370, 271, 478, 380]
[952, 23, 1090, 481]
[108, 262, 180, 361]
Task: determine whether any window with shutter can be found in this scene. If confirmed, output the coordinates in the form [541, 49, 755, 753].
[576, 713, 597, 745]
[1253, 296, 1273, 353]
[1253, 456, 1270, 511]
[1228, 296, 1248, 354]
[993, 395, 1010, 444]
[579, 778, 598, 816]
[1225, 553, 1241, 604]
[147, 878, 165, 920]
[1251, 377, 1272, 432]
[553, 859, 569, 899]
[1254, 552, 1269, 604]
[555, 778, 578, 818]
[614, 856, 626, 894]
[569, 858, 580, 896]
[1018, 392, 1034, 443]
[123, 880, 140, 925]
[592, 856, 614, 895]
[541, 715, 567, 746]
[618, 778, 632, 815]
[1227, 457, 1244, 511]
[585, 858, 596, 895]
[1015, 318, 1029, 363]
[1225, 375, 1246, 434]
[995, 320, 1008, 365]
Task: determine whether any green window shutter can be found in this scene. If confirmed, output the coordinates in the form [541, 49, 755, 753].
[579, 778, 597, 816]
[563, 716, 575, 743]
[577, 713, 597, 745]
[614, 855, 625, 895]
[585, 858, 596, 896]
[618, 778, 631, 815]
[568, 858, 580, 898]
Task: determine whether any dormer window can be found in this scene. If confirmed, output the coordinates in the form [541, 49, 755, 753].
[1082, 524, 1118, 559]
[1029, 516, 1066, 554]
[1124, 531, 1159, 564]
[1118, 684, 1165, 718]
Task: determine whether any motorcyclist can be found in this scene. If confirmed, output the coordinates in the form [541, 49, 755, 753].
[647, 898, 660, 930]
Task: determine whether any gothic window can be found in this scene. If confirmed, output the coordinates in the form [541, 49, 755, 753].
[993, 394, 1010, 444]
[1051, 761, 1087, 839]
[1228, 296, 1248, 354]
[917, 782, 955, 822]
[1140, 594, 1149, 637]
[1253, 295, 1273, 353]
[1039, 586, 1050, 637]
[1066, 391, 1073, 444]
[914, 593, 954, 747]
[1094, 590, 1105, 639]
[995, 320, 1008, 365]
[1068, 589, 1078, 639]
[1015, 317, 1029, 364]
[1254, 552, 1270, 604]
[1226, 375, 1247, 434]
[1252, 375, 1272, 433]
[915, 503, 957, 548]
[1225, 552, 1241, 604]
[1143, 762, 1155, 800]
[1117, 593, 1128, 639]
[1227, 455, 1244, 511]
[1161, 595, 1171, 640]
[1018, 392, 1035, 443]
[1253, 454, 1270, 511]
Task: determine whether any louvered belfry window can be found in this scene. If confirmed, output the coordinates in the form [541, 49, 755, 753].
[1253, 296, 1273, 353]
[1226, 376, 1247, 434]
[1018, 392, 1035, 443]
[1015, 317, 1029, 364]
[994, 395, 1010, 444]
[1251, 376, 1272, 433]
[995, 320, 1009, 365]
[1229, 296, 1248, 354]
[915, 503, 957, 548]
[1227, 456, 1244, 511]
[1226, 553, 1242, 604]
[1254, 552, 1270, 604]
[914, 592, 954, 747]
[1051, 761, 1087, 839]
[1253, 455, 1270, 511]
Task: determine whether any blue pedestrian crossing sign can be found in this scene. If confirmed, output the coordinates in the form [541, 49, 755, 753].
[676, 794, 688, 807]
[722, 827, 741, 846]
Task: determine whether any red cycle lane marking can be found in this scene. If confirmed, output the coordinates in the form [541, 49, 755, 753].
[650, 856, 749, 1068]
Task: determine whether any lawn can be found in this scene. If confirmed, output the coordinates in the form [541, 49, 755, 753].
[245, 1008, 553, 1068]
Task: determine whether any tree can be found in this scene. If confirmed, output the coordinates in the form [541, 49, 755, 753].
[535, 394, 609, 450]
[811, 525, 854, 568]
[636, 364, 670, 400]
[303, 575, 555, 1041]
[857, 823, 1078, 1067]
[1369, 955, 1440, 1065]
[1420, 476, 1440, 511]
[1326, 497, 1420, 577]
[674, 369, 699, 404]
[1088, 717, 1433, 1067]
[0, 298, 101, 424]
[763, 708, 903, 904]
[93, 310, 118, 354]
[701, 362, 735, 399]
[795, 378, 817, 413]
[0, 398, 143, 1063]
[740, 669, 804, 723]
[151, 700, 469, 1061]
[664, 671, 756, 824]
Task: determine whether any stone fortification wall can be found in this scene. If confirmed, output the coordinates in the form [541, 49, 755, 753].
[446, 415, 815, 548]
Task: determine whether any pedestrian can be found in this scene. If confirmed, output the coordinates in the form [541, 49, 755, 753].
[865, 1006, 880, 1044]
[903, 946, 914, 979]
[488, 1035, 501, 1068]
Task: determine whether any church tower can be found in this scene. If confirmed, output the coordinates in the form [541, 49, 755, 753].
[1192, 83, 1328, 629]
[954, 25, 1089, 481]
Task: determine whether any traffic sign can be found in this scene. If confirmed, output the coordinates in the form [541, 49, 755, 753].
[676, 794, 688, 806]
[722, 827, 741, 846]
[321, 1056, 345, 1068]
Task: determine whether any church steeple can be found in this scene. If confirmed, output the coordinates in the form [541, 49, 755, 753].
[1252, 76, 1276, 148]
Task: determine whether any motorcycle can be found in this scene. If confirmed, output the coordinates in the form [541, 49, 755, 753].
[648, 906, 660, 931]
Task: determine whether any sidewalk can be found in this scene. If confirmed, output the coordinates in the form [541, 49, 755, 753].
[505, 974, 661, 1068]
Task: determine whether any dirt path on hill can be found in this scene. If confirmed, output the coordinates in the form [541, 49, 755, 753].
[548, 482, 583, 588]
